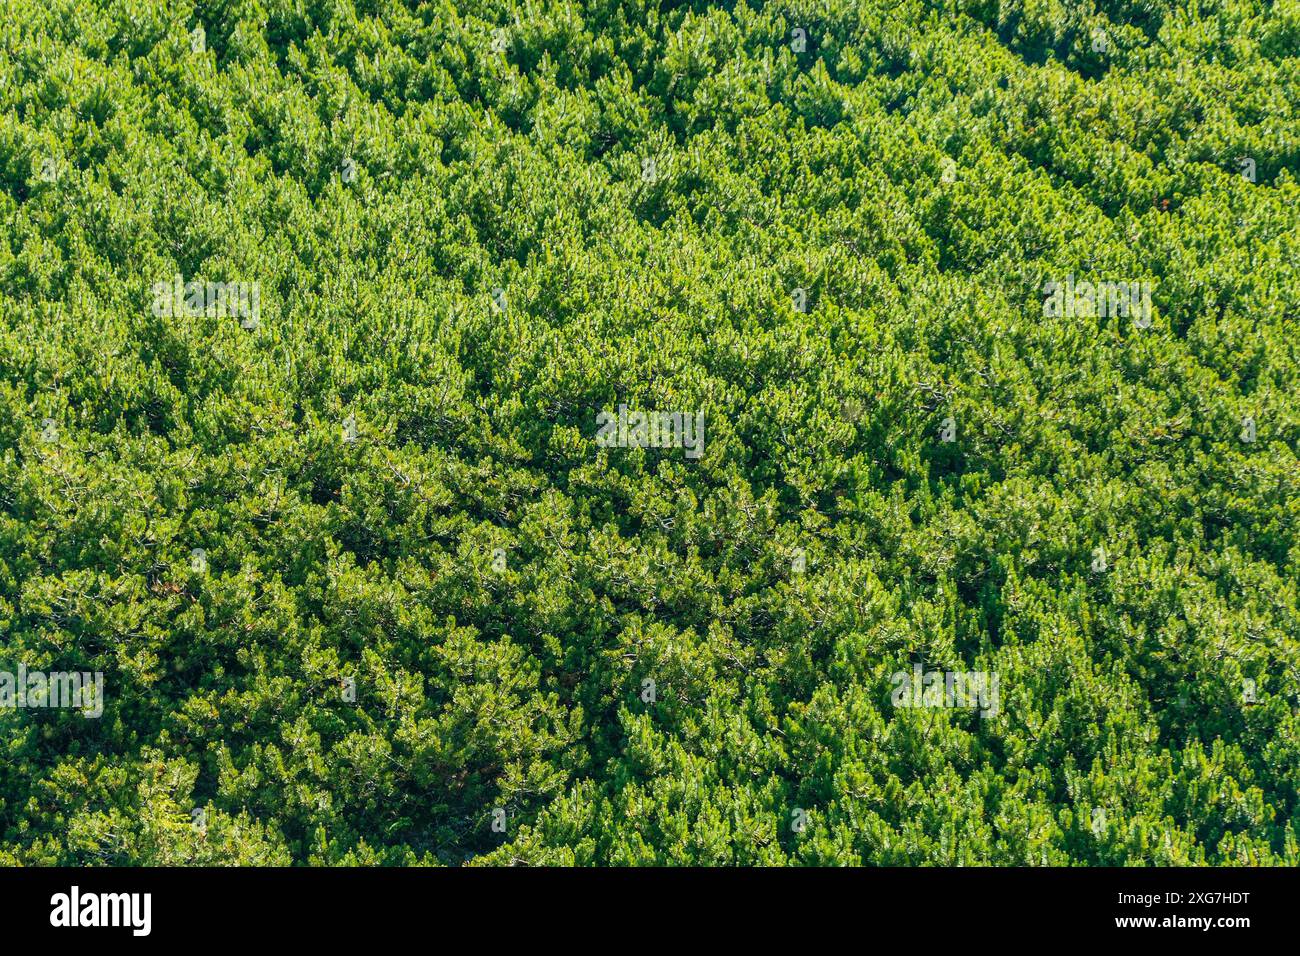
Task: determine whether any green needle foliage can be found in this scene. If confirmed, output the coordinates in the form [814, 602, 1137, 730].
[1, 0, 1298, 866]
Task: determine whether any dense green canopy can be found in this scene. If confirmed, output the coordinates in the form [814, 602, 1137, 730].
[1, 0, 1297, 865]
